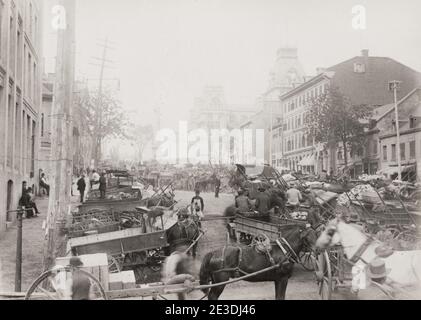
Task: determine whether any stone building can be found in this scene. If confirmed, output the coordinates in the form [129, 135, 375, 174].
[0, 0, 43, 234]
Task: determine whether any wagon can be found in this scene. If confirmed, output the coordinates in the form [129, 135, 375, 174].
[231, 213, 316, 271]
[67, 208, 175, 284]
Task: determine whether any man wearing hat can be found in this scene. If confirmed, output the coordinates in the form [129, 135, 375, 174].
[235, 189, 252, 213]
[69, 257, 91, 300]
[254, 185, 271, 216]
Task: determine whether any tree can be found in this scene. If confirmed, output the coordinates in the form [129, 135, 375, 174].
[74, 88, 129, 167]
[305, 86, 373, 169]
[129, 124, 154, 164]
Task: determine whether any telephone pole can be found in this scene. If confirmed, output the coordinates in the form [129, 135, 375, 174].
[389, 80, 402, 180]
[90, 38, 115, 168]
[43, 0, 76, 270]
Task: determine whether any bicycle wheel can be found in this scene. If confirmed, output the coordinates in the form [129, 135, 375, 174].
[25, 266, 107, 300]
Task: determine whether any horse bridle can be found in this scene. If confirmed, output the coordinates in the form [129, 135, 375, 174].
[324, 218, 373, 264]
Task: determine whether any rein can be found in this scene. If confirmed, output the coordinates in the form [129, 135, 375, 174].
[276, 238, 300, 264]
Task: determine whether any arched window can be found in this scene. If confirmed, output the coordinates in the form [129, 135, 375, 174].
[302, 135, 306, 148]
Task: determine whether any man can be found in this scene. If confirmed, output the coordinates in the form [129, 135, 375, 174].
[191, 189, 204, 221]
[77, 174, 86, 203]
[39, 173, 50, 196]
[90, 170, 100, 188]
[99, 172, 107, 199]
[235, 189, 252, 213]
[19, 187, 39, 218]
[69, 257, 91, 300]
[214, 176, 221, 198]
[254, 186, 271, 215]
[286, 186, 302, 210]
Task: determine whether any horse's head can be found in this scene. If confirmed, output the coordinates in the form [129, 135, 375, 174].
[315, 217, 342, 249]
[300, 224, 319, 251]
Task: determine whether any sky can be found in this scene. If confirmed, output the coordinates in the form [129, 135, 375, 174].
[42, 0, 421, 160]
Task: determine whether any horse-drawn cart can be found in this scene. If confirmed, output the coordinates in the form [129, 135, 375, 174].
[231, 213, 316, 271]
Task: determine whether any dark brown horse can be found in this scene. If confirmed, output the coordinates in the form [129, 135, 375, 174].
[199, 224, 318, 300]
[165, 218, 201, 258]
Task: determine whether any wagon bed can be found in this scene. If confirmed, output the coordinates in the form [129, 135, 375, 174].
[233, 213, 308, 241]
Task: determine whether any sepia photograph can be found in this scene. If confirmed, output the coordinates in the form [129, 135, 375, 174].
[0, 0, 420, 304]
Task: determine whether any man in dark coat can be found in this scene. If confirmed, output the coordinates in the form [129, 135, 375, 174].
[69, 257, 91, 300]
[254, 186, 271, 215]
[77, 175, 86, 203]
[99, 172, 107, 199]
[19, 187, 39, 218]
[214, 176, 221, 198]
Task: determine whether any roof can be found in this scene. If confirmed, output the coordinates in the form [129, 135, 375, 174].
[327, 55, 421, 106]
[374, 87, 421, 122]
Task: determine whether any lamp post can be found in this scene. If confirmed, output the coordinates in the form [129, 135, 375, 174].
[389, 81, 402, 181]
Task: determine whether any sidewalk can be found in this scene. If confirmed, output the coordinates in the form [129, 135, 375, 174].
[0, 195, 80, 293]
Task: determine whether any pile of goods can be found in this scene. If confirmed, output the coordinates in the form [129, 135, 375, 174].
[105, 191, 140, 200]
[358, 174, 386, 182]
[337, 184, 381, 207]
[289, 211, 308, 221]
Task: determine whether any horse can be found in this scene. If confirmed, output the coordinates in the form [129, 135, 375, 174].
[165, 218, 201, 258]
[199, 224, 318, 300]
[316, 215, 421, 295]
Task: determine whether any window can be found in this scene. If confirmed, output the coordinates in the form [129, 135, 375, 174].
[302, 135, 305, 148]
[409, 116, 415, 129]
[400, 143, 405, 160]
[372, 139, 378, 155]
[353, 63, 365, 73]
[410, 141, 415, 159]
[338, 150, 343, 160]
[41, 113, 44, 137]
[391, 144, 396, 161]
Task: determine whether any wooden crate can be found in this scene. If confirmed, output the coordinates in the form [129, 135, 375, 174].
[55, 253, 109, 291]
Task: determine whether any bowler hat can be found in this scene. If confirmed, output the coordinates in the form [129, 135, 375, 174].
[69, 256, 83, 267]
[367, 259, 391, 279]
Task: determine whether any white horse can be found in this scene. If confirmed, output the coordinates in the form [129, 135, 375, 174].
[316, 216, 421, 297]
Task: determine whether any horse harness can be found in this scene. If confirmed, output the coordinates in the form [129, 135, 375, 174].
[212, 237, 300, 278]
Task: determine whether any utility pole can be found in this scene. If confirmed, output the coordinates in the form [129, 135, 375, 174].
[90, 38, 115, 168]
[43, 0, 76, 271]
[389, 80, 402, 180]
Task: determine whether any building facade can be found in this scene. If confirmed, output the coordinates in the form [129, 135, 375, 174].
[376, 88, 421, 181]
[244, 47, 307, 165]
[274, 50, 421, 175]
[0, 0, 43, 234]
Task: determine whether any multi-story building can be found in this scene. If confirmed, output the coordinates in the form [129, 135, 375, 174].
[275, 50, 421, 175]
[243, 47, 306, 166]
[376, 88, 421, 181]
[0, 0, 43, 234]
[190, 86, 255, 131]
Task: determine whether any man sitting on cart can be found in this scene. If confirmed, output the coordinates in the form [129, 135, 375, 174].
[235, 188, 252, 213]
[254, 186, 271, 216]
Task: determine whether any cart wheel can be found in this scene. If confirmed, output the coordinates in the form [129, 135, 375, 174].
[25, 266, 107, 300]
[299, 250, 315, 271]
[108, 255, 122, 274]
[313, 251, 333, 300]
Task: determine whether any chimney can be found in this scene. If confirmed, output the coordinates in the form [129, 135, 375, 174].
[361, 49, 369, 58]
[316, 67, 326, 75]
